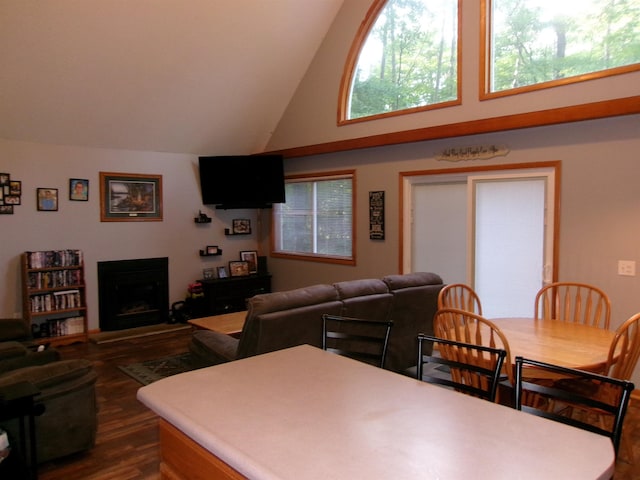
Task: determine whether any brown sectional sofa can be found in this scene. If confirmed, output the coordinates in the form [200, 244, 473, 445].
[189, 272, 444, 373]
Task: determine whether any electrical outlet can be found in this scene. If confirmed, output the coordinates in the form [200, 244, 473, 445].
[618, 260, 636, 276]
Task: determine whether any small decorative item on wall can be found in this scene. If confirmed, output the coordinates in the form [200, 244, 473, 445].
[37, 188, 59, 211]
[99, 172, 163, 222]
[69, 178, 89, 201]
[232, 218, 251, 234]
[229, 260, 250, 277]
[436, 144, 509, 162]
[206, 245, 219, 255]
[240, 250, 258, 274]
[0, 173, 22, 214]
[217, 266, 228, 279]
[369, 191, 385, 240]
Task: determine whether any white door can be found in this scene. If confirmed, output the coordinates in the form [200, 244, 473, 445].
[405, 166, 556, 318]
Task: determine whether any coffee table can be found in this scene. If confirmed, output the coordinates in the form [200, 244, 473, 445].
[188, 310, 246, 336]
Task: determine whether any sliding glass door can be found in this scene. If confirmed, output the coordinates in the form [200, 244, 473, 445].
[404, 165, 556, 318]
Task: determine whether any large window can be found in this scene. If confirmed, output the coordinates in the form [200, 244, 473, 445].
[339, 0, 460, 123]
[272, 171, 355, 265]
[484, 0, 640, 97]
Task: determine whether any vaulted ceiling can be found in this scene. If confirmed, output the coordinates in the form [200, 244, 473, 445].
[0, 0, 344, 155]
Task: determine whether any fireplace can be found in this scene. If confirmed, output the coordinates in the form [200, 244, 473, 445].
[98, 257, 169, 331]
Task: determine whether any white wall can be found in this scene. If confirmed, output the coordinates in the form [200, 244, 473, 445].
[0, 139, 262, 331]
[263, 114, 640, 384]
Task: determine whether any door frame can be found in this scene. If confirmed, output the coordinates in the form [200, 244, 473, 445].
[399, 161, 561, 281]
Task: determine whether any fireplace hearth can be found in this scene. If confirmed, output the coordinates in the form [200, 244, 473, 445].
[98, 257, 169, 331]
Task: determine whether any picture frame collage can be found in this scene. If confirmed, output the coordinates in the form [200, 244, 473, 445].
[0, 172, 22, 214]
[0, 173, 91, 215]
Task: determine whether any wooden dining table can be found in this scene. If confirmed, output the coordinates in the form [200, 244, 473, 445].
[490, 317, 615, 372]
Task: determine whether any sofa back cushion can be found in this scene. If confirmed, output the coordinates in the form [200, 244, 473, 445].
[237, 284, 342, 358]
[383, 272, 444, 372]
[334, 278, 393, 321]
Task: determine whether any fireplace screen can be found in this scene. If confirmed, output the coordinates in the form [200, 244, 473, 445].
[98, 258, 169, 331]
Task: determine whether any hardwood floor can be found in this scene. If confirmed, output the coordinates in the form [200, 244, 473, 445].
[38, 327, 193, 480]
[36, 328, 640, 479]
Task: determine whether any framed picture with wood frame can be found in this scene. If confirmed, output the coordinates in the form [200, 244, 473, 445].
[240, 250, 258, 274]
[99, 172, 163, 222]
[229, 260, 250, 277]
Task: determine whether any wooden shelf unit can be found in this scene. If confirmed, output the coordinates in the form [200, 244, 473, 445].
[21, 250, 88, 346]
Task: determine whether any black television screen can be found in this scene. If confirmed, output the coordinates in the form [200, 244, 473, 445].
[198, 155, 285, 208]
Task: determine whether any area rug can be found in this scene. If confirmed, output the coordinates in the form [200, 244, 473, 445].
[118, 352, 199, 385]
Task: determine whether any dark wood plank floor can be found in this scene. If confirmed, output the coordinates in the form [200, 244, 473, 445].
[38, 327, 193, 480]
[37, 328, 640, 479]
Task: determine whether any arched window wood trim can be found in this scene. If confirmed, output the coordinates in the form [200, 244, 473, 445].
[479, 0, 640, 100]
[337, 0, 462, 126]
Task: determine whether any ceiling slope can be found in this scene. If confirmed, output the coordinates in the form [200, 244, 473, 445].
[0, 0, 344, 155]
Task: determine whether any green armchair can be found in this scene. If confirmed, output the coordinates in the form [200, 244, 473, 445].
[0, 359, 98, 463]
[0, 319, 60, 375]
[0, 319, 98, 463]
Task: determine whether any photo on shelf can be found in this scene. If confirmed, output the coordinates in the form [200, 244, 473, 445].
[217, 266, 228, 279]
[203, 268, 214, 280]
[229, 260, 250, 277]
[240, 250, 258, 274]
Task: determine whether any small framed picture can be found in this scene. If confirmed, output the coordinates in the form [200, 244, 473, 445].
[4, 195, 20, 205]
[232, 218, 251, 234]
[9, 180, 21, 195]
[0, 173, 9, 186]
[0, 205, 13, 215]
[229, 260, 250, 277]
[240, 250, 258, 274]
[206, 245, 219, 255]
[202, 268, 214, 280]
[217, 266, 228, 279]
[69, 178, 89, 201]
[37, 188, 59, 211]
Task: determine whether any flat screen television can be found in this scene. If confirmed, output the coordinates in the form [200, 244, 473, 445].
[198, 154, 285, 209]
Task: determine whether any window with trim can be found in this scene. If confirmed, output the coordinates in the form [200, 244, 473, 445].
[340, 0, 460, 123]
[272, 171, 355, 264]
[484, 0, 640, 97]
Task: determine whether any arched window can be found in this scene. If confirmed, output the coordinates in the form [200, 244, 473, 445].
[339, 0, 461, 124]
[482, 0, 640, 98]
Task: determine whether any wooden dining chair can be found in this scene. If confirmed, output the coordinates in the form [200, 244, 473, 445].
[514, 356, 634, 455]
[416, 334, 506, 402]
[322, 314, 393, 368]
[534, 282, 611, 329]
[601, 312, 640, 462]
[604, 312, 640, 380]
[437, 283, 482, 314]
[433, 308, 513, 385]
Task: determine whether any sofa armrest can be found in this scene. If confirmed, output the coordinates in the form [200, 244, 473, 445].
[189, 330, 239, 367]
[0, 347, 61, 375]
[0, 319, 32, 343]
[0, 341, 28, 360]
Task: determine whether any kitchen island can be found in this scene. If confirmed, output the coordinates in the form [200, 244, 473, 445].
[138, 344, 614, 479]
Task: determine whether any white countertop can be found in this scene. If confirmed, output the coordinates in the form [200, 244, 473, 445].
[138, 344, 615, 480]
